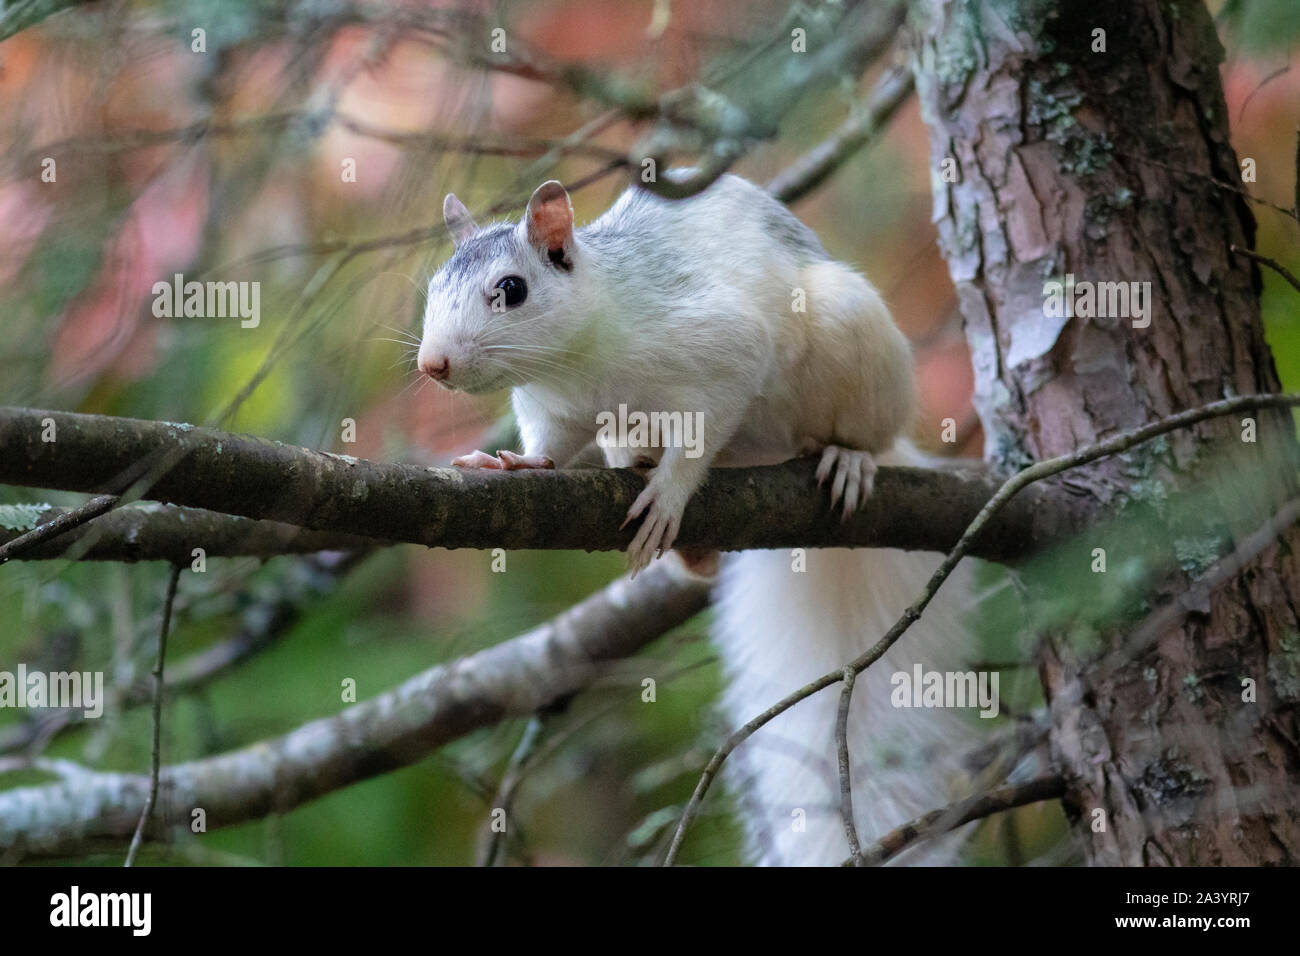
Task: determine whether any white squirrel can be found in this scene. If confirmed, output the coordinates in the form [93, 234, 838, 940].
[418, 174, 979, 865]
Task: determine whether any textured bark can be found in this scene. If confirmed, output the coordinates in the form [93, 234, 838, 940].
[913, 0, 1300, 863]
[0, 406, 1081, 560]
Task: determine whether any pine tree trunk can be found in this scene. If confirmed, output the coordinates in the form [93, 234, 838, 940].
[911, 0, 1300, 864]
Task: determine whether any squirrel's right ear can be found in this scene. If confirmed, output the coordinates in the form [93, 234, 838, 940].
[524, 180, 574, 269]
[443, 194, 478, 247]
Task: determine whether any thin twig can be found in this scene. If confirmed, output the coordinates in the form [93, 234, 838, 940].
[4, 111, 626, 181]
[1231, 245, 1300, 295]
[1115, 151, 1300, 223]
[842, 776, 1066, 867]
[767, 65, 915, 204]
[834, 667, 861, 861]
[661, 391, 1300, 865]
[0, 494, 119, 565]
[124, 563, 182, 867]
[479, 716, 547, 867]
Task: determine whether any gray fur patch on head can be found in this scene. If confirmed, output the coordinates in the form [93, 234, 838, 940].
[434, 223, 522, 288]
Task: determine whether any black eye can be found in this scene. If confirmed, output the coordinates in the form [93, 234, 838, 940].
[494, 275, 527, 308]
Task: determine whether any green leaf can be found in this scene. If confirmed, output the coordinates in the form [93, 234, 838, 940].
[0, 503, 52, 531]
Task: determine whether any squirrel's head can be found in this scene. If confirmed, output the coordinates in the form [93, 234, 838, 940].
[418, 180, 582, 394]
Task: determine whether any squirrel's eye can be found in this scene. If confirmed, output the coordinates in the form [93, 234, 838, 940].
[494, 275, 528, 308]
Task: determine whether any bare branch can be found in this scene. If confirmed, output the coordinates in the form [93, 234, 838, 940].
[636, 1, 906, 200]
[0, 406, 1076, 559]
[0, 560, 709, 859]
[834, 667, 861, 861]
[767, 65, 915, 204]
[3, 111, 626, 182]
[1231, 245, 1300, 296]
[843, 776, 1067, 867]
[1116, 150, 1300, 224]
[0, 494, 118, 564]
[124, 563, 181, 867]
[479, 715, 547, 867]
[0, 502, 383, 563]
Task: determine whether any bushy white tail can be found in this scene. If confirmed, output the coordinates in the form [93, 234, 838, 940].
[711, 445, 979, 866]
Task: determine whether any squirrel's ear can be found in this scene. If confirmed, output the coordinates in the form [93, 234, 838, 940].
[524, 180, 574, 268]
[443, 194, 477, 247]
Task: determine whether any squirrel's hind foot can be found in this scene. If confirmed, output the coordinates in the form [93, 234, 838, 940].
[815, 445, 876, 521]
[622, 478, 687, 576]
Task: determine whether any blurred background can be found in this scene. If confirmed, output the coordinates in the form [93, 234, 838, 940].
[0, 0, 1297, 865]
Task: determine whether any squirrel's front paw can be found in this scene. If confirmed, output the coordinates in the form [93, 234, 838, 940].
[815, 445, 876, 521]
[452, 449, 554, 470]
[621, 484, 684, 575]
[497, 450, 555, 470]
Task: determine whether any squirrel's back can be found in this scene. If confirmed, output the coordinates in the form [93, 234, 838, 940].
[581, 173, 831, 274]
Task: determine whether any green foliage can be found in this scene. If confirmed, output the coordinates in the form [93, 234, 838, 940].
[1225, 0, 1300, 54]
[0, 503, 51, 531]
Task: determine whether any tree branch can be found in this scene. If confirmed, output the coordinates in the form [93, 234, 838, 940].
[0, 501, 385, 563]
[0, 406, 1077, 559]
[835, 667, 861, 860]
[0, 494, 118, 564]
[842, 776, 1067, 867]
[767, 65, 915, 204]
[0, 560, 709, 859]
[1231, 244, 1300, 295]
[124, 563, 180, 867]
[634, 1, 906, 200]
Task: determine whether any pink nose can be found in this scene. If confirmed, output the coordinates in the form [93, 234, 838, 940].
[419, 355, 450, 381]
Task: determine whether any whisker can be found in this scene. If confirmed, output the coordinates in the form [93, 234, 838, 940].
[396, 371, 431, 401]
[490, 353, 601, 390]
[482, 342, 587, 358]
[373, 271, 429, 306]
[378, 323, 423, 342]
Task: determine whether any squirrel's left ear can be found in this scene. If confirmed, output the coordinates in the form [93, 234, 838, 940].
[524, 180, 574, 269]
[443, 193, 478, 247]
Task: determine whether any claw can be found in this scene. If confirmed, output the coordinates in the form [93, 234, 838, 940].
[817, 445, 877, 520]
[623, 486, 682, 574]
[621, 485, 654, 530]
[830, 460, 849, 510]
[816, 445, 839, 486]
